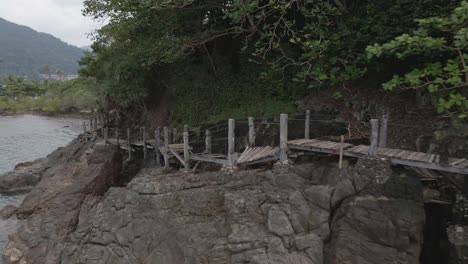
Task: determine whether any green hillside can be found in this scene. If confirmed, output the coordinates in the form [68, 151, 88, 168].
[0, 17, 84, 79]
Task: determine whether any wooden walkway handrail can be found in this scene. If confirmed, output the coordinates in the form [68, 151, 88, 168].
[90, 111, 467, 175]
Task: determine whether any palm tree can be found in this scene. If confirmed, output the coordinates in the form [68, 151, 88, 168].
[40, 64, 50, 79]
[56, 69, 64, 81]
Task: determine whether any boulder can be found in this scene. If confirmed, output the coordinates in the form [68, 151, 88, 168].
[3, 143, 121, 264]
[327, 161, 425, 264]
[2, 154, 425, 264]
[0, 136, 91, 194]
[0, 205, 18, 219]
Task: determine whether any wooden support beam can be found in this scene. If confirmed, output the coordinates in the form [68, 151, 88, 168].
[170, 148, 186, 167]
[115, 128, 120, 146]
[94, 117, 98, 136]
[339, 135, 344, 169]
[379, 114, 388, 148]
[99, 115, 103, 130]
[173, 128, 178, 143]
[127, 128, 132, 161]
[369, 119, 378, 157]
[228, 118, 235, 166]
[164, 126, 169, 167]
[82, 122, 88, 141]
[190, 155, 229, 166]
[104, 127, 108, 144]
[305, 110, 310, 140]
[280, 113, 288, 162]
[155, 128, 161, 166]
[205, 130, 212, 154]
[168, 128, 172, 144]
[142, 127, 147, 160]
[183, 130, 190, 170]
[248, 117, 255, 147]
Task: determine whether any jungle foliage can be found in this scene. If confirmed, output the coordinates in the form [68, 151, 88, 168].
[0, 76, 98, 113]
[80, 0, 467, 124]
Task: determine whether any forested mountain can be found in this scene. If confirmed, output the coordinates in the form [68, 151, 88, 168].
[0, 17, 84, 79]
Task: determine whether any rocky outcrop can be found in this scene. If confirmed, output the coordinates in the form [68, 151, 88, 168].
[0, 136, 91, 194]
[0, 159, 47, 193]
[3, 143, 121, 264]
[56, 158, 424, 264]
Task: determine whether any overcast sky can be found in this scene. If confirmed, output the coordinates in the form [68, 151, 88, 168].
[0, 0, 101, 47]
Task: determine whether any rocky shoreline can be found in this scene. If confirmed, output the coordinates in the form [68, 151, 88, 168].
[0, 110, 92, 119]
[0, 135, 434, 263]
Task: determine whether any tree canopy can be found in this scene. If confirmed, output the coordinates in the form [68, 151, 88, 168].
[80, 0, 467, 123]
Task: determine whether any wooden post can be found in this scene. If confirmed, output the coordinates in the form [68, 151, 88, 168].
[139, 127, 144, 142]
[115, 128, 120, 146]
[82, 122, 88, 141]
[183, 130, 189, 170]
[173, 128, 178, 143]
[369, 119, 379, 157]
[155, 128, 161, 166]
[94, 117, 98, 136]
[127, 128, 132, 161]
[93, 117, 96, 133]
[104, 127, 108, 144]
[142, 127, 147, 160]
[248, 117, 255, 147]
[167, 128, 172, 144]
[228, 119, 235, 166]
[205, 130, 212, 154]
[339, 135, 344, 169]
[280, 113, 289, 162]
[164, 126, 169, 167]
[305, 110, 310, 139]
[348, 123, 351, 139]
[379, 114, 388, 148]
[99, 115, 103, 130]
[89, 119, 93, 132]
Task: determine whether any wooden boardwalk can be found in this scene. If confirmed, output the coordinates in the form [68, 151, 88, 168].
[288, 139, 468, 174]
[88, 111, 468, 175]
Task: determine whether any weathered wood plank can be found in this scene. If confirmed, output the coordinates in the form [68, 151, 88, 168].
[170, 148, 186, 167]
[183, 130, 189, 170]
[280, 114, 288, 162]
[248, 117, 255, 147]
[379, 114, 388, 148]
[228, 118, 235, 166]
[155, 128, 161, 166]
[369, 119, 378, 156]
[190, 155, 229, 165]
[205, 129, 212, 154]
[164, 127, 169, 168]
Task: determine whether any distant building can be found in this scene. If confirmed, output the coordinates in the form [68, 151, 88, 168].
[39, 74, 79, 81]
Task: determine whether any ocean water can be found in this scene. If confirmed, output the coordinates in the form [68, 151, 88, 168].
[0, 114, 83, 261]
